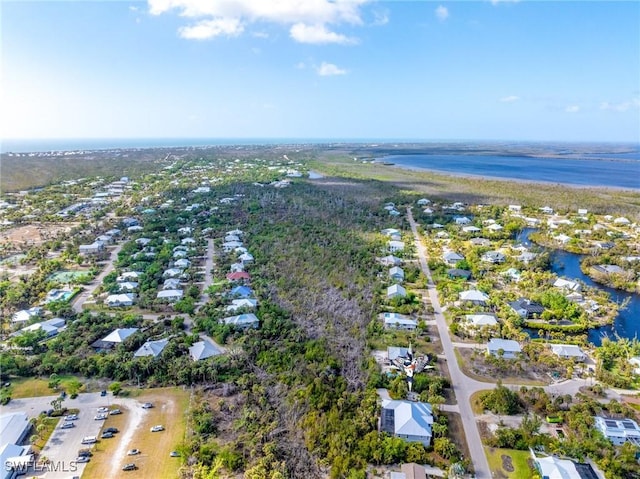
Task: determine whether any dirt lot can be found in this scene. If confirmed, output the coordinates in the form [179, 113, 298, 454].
[81, 388, 190, 479]
[0, 222, 78, 247]
[458, 347, 554, 385]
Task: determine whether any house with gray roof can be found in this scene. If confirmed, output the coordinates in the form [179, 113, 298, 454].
[486, 338, 522, 359]
[380, 399, 433, 446]
[134, 338, 169, 358]
[189, 340, 222, 361]
[222, 313, 259, 329]
[550, 344, 586, 362]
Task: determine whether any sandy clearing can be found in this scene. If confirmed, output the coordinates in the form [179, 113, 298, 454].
[108, 402, 145, 478]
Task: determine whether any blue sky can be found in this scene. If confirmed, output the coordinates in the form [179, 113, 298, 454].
[1, 0, 639, 142]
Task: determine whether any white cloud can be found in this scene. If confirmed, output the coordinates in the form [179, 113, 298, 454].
[499, 95, 520, 103]
[129, 5, 139, 12]
[179, 18, 244, 39]
[148, 0, 369, 44]
[316, 62, 347, 76]
[600, 98, 640, 112]
[565, 105, 580, 113]
[435, 5, 449, 21]
[490, 0, 520, 5]
[371, 9, 389, 26]
[252, 31, 269, 39]
[290, 23, 357, 45]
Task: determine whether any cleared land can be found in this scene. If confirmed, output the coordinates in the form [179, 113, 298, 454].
[81, 388, 189, 479]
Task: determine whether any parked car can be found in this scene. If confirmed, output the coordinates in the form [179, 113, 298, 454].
[101, 432, 114, 439]
[150, 425, 164, 432]
[94, 413, 108, 420]
[75, 456, 90, 463]
[170, 451, 180, 457]
[109, 409, 122, 415]
[142, 402, 153, 409]
[60, 422, 75, 429]
[77, 449, 93, 457]
[104, 427, 119, 434]
[65, 414, 79, 421]
[127, 449, 140, 456]
[97, 407, 109, 413]
[122, 463, 137, 471]
[100, 390, 107, 396]
[81, 436, 97, 444]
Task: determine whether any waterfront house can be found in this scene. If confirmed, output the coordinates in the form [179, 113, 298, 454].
[553, 278, 582, 292]
[486, 338, 522, 359]
[509, 298, 545, 319]
[550, 344, 586, 362]
[380, 399, 433, 446]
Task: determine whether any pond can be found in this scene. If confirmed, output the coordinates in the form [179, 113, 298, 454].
[516, 228, 640, 346]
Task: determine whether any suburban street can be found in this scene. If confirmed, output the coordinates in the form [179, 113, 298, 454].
[71, 244, 123, 313]
[407, 207, 492, 479]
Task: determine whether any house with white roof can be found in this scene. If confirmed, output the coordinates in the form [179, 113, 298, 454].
[162, 278, 182, 290]
[117, 271, 142, 282]
[163, 268, 183, 279]
[117, 281, 139, 292]
[91, 328, 139, 350]
[222, 241, 243, 252]
[222, 313, 259, 329]
[388, 241, 405, 253]
[550, 344, 586, 362]
[416, 198, 430, 206]
[459, 290, 489, 305]
[238, 252, 254, 264]
[454, 216, 472, 225]
[387, 284, 407, 299]
[134, 338, 169, 358]
[380, 399, 433, 446]
[465, 314, 498, 328]
[462, 225, 481, 233]
[156, 289, 184, 302]
[594, 416, 640, 446]
[79, 241, 105, 256]
[13, 318, 65, 338]
[443, 251, 465, 265]
[105, 293, 135, 307]
[533, 454, 584, 479]
[389, 266, 405, 282]
[174, 258, 191, 269]
[486, 338, 522, 359]
[189, 340, 222, 361]
[225, 298, 258, 312]
[11, 307, 42, 323]
[381, 313, 417, 330]
[553, 278, 582, 292]
[0, 412, 33, 479]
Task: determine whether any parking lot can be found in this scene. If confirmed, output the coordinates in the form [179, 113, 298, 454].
[1, 388, 188, 478]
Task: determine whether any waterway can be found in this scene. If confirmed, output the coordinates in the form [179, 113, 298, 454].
[516, 228, 640, 346]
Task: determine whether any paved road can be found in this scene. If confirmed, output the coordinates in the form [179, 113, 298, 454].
[407, 207, 492, 479]
[71, 244, 123, 313]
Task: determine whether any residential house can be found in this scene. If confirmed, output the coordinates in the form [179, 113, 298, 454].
[518, 251, 538, 264]
[382, 228, 400, 236]
[229, 286, 253, 298]
[509, 298, 545, 319]
[614, 217, 631, 225]
[162, 278, 181, 290]
[486, 338, 522, 359]
[91, 328, 139, 350]
[226, 272, 251, 282]
[486, 223, 504, 232]
[459, 290, 489, 305]
[553, 278, 582, 292]
[105, 293, 135, 307]
[79, 241, 105, 256]
[122, 217, 139, 227]
[117, 281, 139, 292]
[550, 344, 586, 362]
[174, 258, 191, 269]
[226, 229, 244, 237]
[555, 234, 572, 245]
[387, 284, 407, 299]
[381, 313, 417, 330]
[11, 307, 42, 324]
[533, 454, 589, 479]
[508, 205, 522, 212]
[470, 237, 491, 247]
[189, 340, 222, 361]
[465, 314, 498, 328]
[379, 255, 403, 267]
[503, 268, 522, 282]
[162, 268, 183, 279]
[447, 268, 471, 280]
[127, 225, 143, 233]
[481, 251, 506, 264]
[380, 399, 433, 446]
[387, 346, 410, 361]
[389, 266, 405, 282]
[592, 264, 625, 275]
[443, 251, 465, 266]
[454, 216, 472, 225]
[594, 416, 640, 446]
[14, 318, 65, 338]
[135, 238, 151, 247]
[629, 356, 640, 375]
[540, 206, 554, 214]
[224, 234, 241, 243]
[238, 252, 254, 265]
[134, 338, 169, 358]
[230, 262, 245, 273]
[225, 298, 258, 312]
[177, 226, 192, 236]
[156, 289, 183, 302]
[416, 198, 431, 206]
[462, 225, 481, 233]
[96, 234, 114, 245]
[173, 250, 187, 259]
[222, 313, 260, 329]
[181, 237, 196, 246]
[390, 464, 427, 479]
[388, 241, 405, 253]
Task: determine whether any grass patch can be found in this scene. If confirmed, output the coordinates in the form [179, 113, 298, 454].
[470, 390, 492, 415]
[485, 447, 534, 479]
[82, 388, 190, 479]
[31, 417, 58, 453]
[9, 377, 56, 399]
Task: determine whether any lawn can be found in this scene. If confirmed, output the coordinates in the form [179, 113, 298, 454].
[81, 387, 190, 479]
[8, 375, 110, 399]
[485, 447, 534, 479]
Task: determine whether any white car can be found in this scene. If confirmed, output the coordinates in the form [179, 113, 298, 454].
[94, 413, 108, 420]
[150, 425, 164, 432]
[64, 414, 79, 421]
[97, 407, 109, 413]
[127, 449, 140, 455]
[75, 456, 90, 463]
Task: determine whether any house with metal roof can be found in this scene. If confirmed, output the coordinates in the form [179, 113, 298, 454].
[380, 399, 433, 446]
[594, 416, 640, 446]
[486, 338, 522, 359]
[189, 340, 223, 361]
[222, 313, 259, 329]
[134, 338, 169, 358]
[381, 313, 417, 330]
[550, 344, 586, 362]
